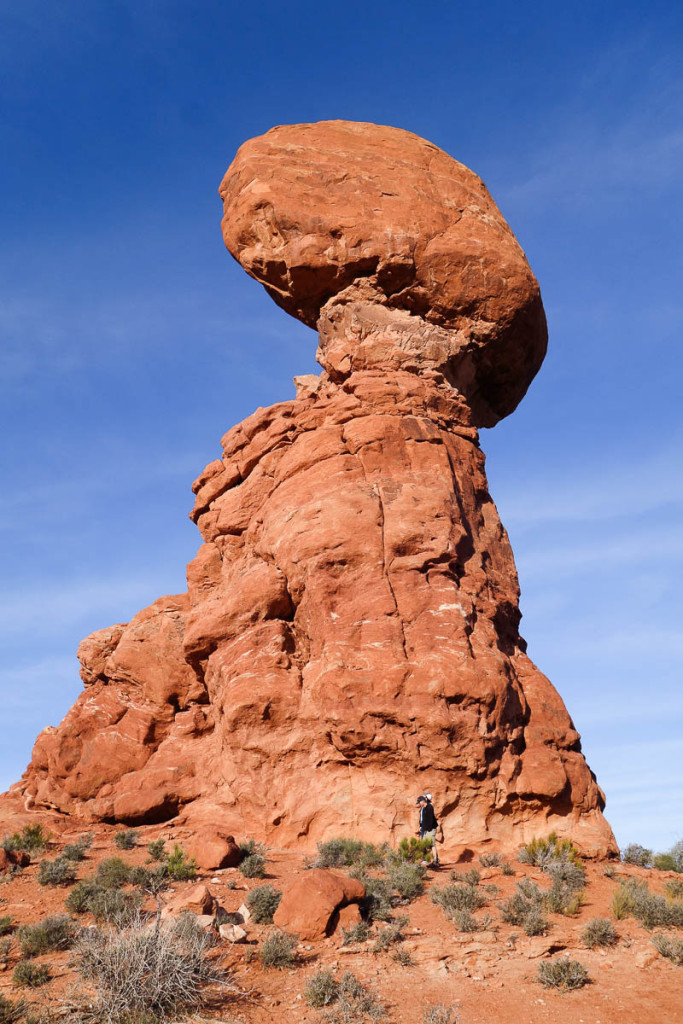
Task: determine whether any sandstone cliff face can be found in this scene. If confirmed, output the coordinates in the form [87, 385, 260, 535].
[16, 121, 615, 855]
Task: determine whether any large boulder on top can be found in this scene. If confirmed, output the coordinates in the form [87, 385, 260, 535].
[272, 868, 365, 940]
[219, 120, 547, 426]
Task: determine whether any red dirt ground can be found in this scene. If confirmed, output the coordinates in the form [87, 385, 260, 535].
[0, 805, 681, 1024]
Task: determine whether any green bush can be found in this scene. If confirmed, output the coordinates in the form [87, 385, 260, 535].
[147, 839, 167, 862]
[314, 838, 385, 870]
[38, 857, 76, 887]
[164, 844, 198, 882]
[238, 838, 267, 858]
[113, 829, 140, 851]
[246, 884, 282, 924]
[304, 968, 339, 1007]
[538, 956, 589, 991]
[518, 832, 580, 869]
[583, 917, 618, 948]
[388, 862, 426, 901]
[1, 824, 49, 854]
[259, 929, 298, 969]
[0, 994, 25, 1024]
[96, 857, 132, 889]
[501, 861, 514, 876]
[395, 837, 433, 864]
[65, 878, 143, 925]
[621, 843, 653, 867]
[240, 853, 266, 878]
[653, 839, 683, 873]
[652, 932, 683, 965]
[12, 961, 50, 988]
[545, 862, 585, 915]
[17, 915, 77, 957]
[500, 880, 548, 935]
[0, 916, 13, 936]
[61, 834, 92, 862]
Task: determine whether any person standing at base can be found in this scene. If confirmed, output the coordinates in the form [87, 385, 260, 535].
[416, 793, 440, 865]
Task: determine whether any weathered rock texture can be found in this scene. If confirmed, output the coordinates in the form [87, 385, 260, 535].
[13, 121, 615, 855]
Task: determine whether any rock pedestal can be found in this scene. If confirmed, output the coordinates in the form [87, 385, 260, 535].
[13, 121, 616, 856]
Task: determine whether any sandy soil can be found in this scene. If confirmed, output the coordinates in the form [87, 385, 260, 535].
[0, 805, 681, 1024]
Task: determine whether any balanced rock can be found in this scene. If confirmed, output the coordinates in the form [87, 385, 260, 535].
[272, 869, 365, 940]
[11, 121, 616, 857]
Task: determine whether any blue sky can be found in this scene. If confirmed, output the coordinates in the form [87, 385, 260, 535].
[1, 1, 681, 852]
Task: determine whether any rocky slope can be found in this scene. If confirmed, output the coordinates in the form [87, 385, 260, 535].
[10, 121, 615, 855]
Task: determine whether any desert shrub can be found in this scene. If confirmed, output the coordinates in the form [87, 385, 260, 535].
[314, 838, 385, 870]
[128, 864, 169, 896]
[0, 994, 25, 1024]
[603, 865, 616, 878]
[358, 875, 394, 922]
[0, 938, 11, 967]
[483, 883, 500, 897]
[371, 916, 407, 952]
[538, 956, 589, 991]
[61, 834, 92, 862]
[65, 877, 142, 926]
[147, 839, 167, 862]
[395, 837, 433, 864]
[545, 862, 585, 916]
[239, 853, 266, 879]
[664, 879, 683, 900]
[621, 843, 653, 867]
[450, 909, 478, 932]
[652, 932, 683, 965]
[479, 852, 502, 868]
[388, 862, 426, 901]
[612, 878, 683, 928]
[518, 832, 579, 870]
[1, 824, 49, 854]
[0, 916, 12, 936]
[13, 961, 50, 988]
[423, 1006, 459, 1024]
[113, 829, 140, 851]
[259, 929, 298, 969]
[18, 915, 77, 957]
[430, 883, 485, 920]
[332, 972, 383, 1022]
[238, 838, 267, 858]
[342, 920, 371, 945]
[500, 881, 547, 935]
[304, 968, 339, 1007]
[583, 917, 618, 948]
[246, 884, 282, 924]
[71, 914, 222, 1022]
[392, 945, 414, 966]
[97, 858, 132, 889]
[38, 857, 76, 887]
[501, 861, 514, 876]
[654, 840, 683, 873]
[164, 844, 197, 882]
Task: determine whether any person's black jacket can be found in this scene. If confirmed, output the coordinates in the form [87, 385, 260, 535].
[419, 803, 438, 831]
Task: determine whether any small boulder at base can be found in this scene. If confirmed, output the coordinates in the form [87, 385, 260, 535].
[336, 903, 362, 933]
[0, 848, 30, 873]
[219, 923, 248, 943]
[185, 833, 242, 871]
[273, 868, 365, 941]
[162, 883, 215, 918]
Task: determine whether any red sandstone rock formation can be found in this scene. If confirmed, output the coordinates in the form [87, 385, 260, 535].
[12, 121, 615, 856]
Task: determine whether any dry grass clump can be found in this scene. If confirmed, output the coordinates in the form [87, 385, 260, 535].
[17, 915, 77, 957]
[664, 879, 683, 900]
[0, 916, 13, 936]
[652, 932, 683, 965]
[341, 921, 371, 946]
[325, 971, 384, 1023]
[538, 956, 589, 991]
[371, 916, 407, 953]
[245, 884, 282, 924]
[422, 1007, 459, 1024]
[71, 914, 224, 1023]
[479, 852, 503, 867]
[12, 961, 50, 988]
[583, 917, 618, 948]
[259, 929, 298, 969]
[611, 879, 683, 928]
